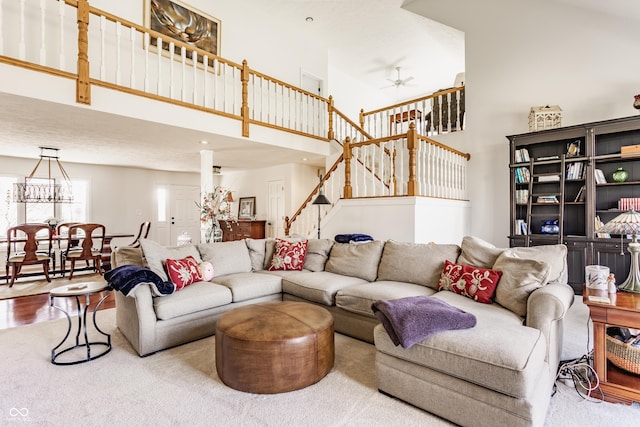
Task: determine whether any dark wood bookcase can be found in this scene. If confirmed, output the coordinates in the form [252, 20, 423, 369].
[508, 116, 640, 293]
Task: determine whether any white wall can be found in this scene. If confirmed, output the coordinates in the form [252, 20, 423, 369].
[219, 162, 320, 233]
[0, 155, 198, 244]
[321, 197, 470, 244]
[404, 0, 640, 246]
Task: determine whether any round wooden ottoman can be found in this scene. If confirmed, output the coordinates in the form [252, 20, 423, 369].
[215, 301, 334, 394]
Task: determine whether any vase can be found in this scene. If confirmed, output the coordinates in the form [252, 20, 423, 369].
[540, 219, 559, 234]
[634, 94, 640, 111]
[612, 167, 629, 183]
[205, 223, 216, 243]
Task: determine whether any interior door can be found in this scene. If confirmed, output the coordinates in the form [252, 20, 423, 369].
[169, 185, 201, 245]
[268, 180, 285, 238]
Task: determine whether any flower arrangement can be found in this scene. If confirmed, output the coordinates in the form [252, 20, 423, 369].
[44, 217, 60, 228]
[196, 186, 235, 242]
[196, 186, 231, 224]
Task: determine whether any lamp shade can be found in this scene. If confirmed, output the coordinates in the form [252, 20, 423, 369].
[312, 192, 331, 205]
[596, 209, 640, 235]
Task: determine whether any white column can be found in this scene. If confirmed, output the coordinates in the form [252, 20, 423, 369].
[200, 149, 214, 197]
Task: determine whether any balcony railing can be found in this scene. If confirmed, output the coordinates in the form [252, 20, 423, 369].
[1, 0, 470, 239]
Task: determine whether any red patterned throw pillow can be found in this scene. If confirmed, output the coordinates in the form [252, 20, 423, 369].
[437, 260, 502, 304]
[165, 256, 203, 291]
[269, 239, 309, 271]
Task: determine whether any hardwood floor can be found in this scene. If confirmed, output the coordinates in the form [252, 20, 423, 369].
[0, 279, 115, 330]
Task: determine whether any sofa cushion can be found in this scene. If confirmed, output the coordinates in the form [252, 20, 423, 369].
[153, 281, 233, 320]
[325, 241, 384, 282]
[282, 271, 368, 306]
[303, 239, 334, 272]
[139, 239, 202, 282]
[336, 281, 436, 318]
[211, 272, 282, 303]
[197, 240, 252, 277]
[268, 238, 309, 271]
[165, 256, 202, 291]
[456, 235, 504, 269]
[374, 291, 546, 398]
[437, 260, 502, 304]
[493, 251, 551, 317]
[377, 240, 460, 289]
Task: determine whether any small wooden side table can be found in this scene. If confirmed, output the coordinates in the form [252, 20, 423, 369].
[583, 286, 640, 404]
[49, 281, 112, 365]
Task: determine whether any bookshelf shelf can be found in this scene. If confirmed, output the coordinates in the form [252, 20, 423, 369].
[508, 115, 640, 293]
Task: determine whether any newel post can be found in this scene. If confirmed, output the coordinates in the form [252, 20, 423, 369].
[284, 216, 291, 237]
[406, 123, 418, 196]
[327, 96, 335, 141]
[343, 137, 352, 199]
[76, 0, 91, 104]
[241, 60, 250, 137]
[359, 109, 365, 130]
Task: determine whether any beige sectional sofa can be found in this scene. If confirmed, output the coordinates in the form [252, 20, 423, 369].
[110, 236, 574, 427]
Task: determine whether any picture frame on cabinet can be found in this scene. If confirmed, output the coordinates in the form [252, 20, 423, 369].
[144, 0, 221, 64]
[238, 197, 256, 220]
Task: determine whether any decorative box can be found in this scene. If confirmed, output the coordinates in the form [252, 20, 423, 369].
[528, 105, 562, 132]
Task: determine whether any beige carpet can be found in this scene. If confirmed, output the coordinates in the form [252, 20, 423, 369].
[0, 272, 105, 300]
[1, 309, 639, 426]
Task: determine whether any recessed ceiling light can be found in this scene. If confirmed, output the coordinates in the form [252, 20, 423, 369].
[305, 17, 313, 22]
[302, 157, 308, 161]
[200, 140, 208, 145]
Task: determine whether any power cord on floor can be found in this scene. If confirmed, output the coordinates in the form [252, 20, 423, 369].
[553, 307, 603, 402]
[554, 352, 603, 402]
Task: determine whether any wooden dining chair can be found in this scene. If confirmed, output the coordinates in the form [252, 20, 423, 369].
[61, 223, 106, 279]
[127, 221, 151, 247]
[6, 224, 53, 287]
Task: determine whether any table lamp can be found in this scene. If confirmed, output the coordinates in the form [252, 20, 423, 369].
[312, 175, 331, 239]
[596, 208, 640, 293]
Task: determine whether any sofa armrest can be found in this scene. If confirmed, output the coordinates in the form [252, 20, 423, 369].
[525, 282, 575, 366]
[115, 281, 158, 356]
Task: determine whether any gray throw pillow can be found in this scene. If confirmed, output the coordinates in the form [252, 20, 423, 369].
[245, 238, 267, 271]
[493, 250, 551, 317]
[325, 241, 384, 282]
[139, 239, 202, 282]
[303, 239, 335, 272]
[508, 244, 567, 284]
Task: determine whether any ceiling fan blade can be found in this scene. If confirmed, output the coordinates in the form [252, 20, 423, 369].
[402, 76, 415, 84]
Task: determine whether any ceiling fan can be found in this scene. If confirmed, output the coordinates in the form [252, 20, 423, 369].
[385, 67, 414, 88]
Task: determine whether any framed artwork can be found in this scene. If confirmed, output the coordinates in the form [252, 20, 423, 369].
[238, 197, 256, 220]
[144, 0, 221, 62]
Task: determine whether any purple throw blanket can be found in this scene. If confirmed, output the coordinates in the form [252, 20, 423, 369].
[372, 296, 477, 349]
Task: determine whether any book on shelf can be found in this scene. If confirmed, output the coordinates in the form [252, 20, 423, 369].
[595, 216, 611, 238]
[573, 185, 585, 202]
[515, 189, 529, 204]
[537, 174, 560, 182]
[514, 148, 530, 163]
[536, 155, 560, 161]
[565, 162, 584, 180]
[515, 219, 528, 235]
[515, 166, 530, 183]
[618, 198, 640, 211]
[595, 169, 607, 184]
[536, 195, 559, 203]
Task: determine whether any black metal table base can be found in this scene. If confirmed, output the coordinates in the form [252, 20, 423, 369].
[50, 290, 111, 365]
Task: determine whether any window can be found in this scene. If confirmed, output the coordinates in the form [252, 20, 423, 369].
[0, 177, 17, 234]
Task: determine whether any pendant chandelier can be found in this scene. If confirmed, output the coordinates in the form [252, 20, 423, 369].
[13, 147, 74, 203]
